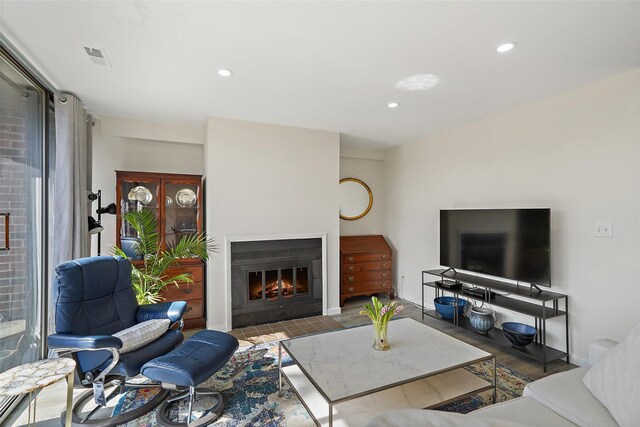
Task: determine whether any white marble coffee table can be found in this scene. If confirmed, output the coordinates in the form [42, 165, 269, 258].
[278, 317, 495, 427]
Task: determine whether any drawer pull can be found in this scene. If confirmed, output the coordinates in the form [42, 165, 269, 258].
[184, 288, 193, 294]
[381, 263, 386, 268]
[348, 287, 355, 293]
[382, 273, 387, 278]
[348, 256, 354, 262]
[348, 266, 355, 272]
[186, 306, 193, 313]
[382, 283, 387, 288]
[348, 276, 354, 282]
[381, 255, 387, 259]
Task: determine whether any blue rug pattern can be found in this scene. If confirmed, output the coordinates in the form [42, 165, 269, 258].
[116, 342, 313, 426]
[438, 359, 532, 413]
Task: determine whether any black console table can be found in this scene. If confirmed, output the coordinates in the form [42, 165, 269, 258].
[422, 269, 569, 372]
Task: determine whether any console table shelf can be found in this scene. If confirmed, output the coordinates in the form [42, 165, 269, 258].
[424, 269, 566, 301]
[426, 281, 566, 319]
[422, 309, 568, 363]
[422, 270, 569, 371]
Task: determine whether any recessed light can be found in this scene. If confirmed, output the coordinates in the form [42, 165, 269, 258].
[496, 42, 517, 53]
[396, 74, 439, 91]
[217, 69, 232, 77]
[387, 102, 399, 109]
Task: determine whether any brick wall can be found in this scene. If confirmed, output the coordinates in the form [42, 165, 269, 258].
[0, 106, 28, 322]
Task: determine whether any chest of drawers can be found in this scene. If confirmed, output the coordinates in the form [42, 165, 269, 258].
[161, 262, 206, 329]
[340, 235, 394, 306]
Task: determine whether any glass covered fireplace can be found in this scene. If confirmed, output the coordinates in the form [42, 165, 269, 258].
[231, 238, 322, 328]
[248, 267, 309, 301]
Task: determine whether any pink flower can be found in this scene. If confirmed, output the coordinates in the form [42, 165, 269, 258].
[380, 306, 390, 316]
[394, 305, 405, 315]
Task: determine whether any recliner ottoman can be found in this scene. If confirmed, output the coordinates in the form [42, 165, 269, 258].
[142, 329, 239, 426]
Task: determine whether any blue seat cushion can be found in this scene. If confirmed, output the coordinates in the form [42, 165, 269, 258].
[141, 330, 239, 387]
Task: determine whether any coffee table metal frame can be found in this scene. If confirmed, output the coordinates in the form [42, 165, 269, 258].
[278, 321, 496, 427]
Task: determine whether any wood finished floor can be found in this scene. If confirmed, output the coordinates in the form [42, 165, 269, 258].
[232, 294, 575, 381]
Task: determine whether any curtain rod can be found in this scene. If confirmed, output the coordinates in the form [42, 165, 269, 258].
[0, 32, 67, 103]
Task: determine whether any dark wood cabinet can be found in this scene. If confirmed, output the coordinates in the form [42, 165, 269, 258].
[340, 235, 394, 306]
[115, 171, 206, 329]
[162, 262, 206, 329]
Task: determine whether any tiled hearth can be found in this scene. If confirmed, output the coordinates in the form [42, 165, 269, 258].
[228, 315, 343, 347]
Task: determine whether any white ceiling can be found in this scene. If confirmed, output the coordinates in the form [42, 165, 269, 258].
[2, 1, 640, 149]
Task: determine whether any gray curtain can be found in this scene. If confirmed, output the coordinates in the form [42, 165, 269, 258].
[53, 94, 92, 264]
[49, 94, 91, 334]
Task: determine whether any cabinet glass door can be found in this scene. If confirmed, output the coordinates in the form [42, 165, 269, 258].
[119, 179, 159, 256]
[163, 181, 200, 251]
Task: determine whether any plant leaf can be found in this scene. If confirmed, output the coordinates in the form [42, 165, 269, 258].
[114, 208, 216, 304]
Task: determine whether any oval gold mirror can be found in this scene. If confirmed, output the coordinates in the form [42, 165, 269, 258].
[339, 178, 373, 220]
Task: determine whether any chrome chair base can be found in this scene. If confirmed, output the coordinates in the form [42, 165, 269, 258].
[156, 387, 225, 427]
[59, 381, 168, 427]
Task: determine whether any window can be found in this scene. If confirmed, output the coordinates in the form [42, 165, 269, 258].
[0, 47, 51, 421]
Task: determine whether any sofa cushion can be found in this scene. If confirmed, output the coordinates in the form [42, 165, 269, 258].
[112, 319, 170, 353]
[523, 367, 617, 427]
[471, 396, 576, 426]
[365, 409, 529, 427]
[583, 322, 640, 427]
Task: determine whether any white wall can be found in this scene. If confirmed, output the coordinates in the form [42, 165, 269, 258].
[340, 147, 386, 236]
[100, 116, 204, 146]
[91, 117, 204, 255]
[384, 69, 640, 364]
[205, 117, 340, 330]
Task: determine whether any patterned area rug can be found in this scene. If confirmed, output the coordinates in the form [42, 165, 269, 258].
[115, 341, 532, 426]
[115, 342, 312, 427]
[437, 359, 532, 413]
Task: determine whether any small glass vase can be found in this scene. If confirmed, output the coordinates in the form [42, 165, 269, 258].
[372, 321, 390, 351]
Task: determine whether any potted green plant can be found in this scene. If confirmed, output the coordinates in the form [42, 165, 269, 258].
[113, 208, 215, 305]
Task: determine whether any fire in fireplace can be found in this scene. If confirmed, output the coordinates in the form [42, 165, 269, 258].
[249, 267, 309, 300]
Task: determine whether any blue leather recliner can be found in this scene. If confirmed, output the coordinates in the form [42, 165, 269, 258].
[48, 256, 187, 426]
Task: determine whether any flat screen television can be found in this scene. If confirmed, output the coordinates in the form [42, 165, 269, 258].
[440, 208, 551, 287]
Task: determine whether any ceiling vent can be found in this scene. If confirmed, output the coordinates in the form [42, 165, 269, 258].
[84, 47, 111, 67]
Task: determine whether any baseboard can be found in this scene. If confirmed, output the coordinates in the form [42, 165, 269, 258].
[570, 354, 588, 367]
[396, 292, 427, 309]
[327, 306, 342, 316]
[411, 296, 425, 307]
[206, 322, 229, 332]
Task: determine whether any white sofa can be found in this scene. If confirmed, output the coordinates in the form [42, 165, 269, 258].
[476, 338, 619, 427]
[366, 339, 620, 427]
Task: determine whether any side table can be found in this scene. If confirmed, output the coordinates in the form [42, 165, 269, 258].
[0, 358, 75, 426]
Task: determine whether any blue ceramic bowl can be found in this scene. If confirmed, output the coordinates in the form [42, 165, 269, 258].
[434, 296, 468, 320]
[502, 322, 537, 348]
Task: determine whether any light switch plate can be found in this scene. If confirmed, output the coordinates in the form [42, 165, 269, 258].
[593, 222, 613, 238]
